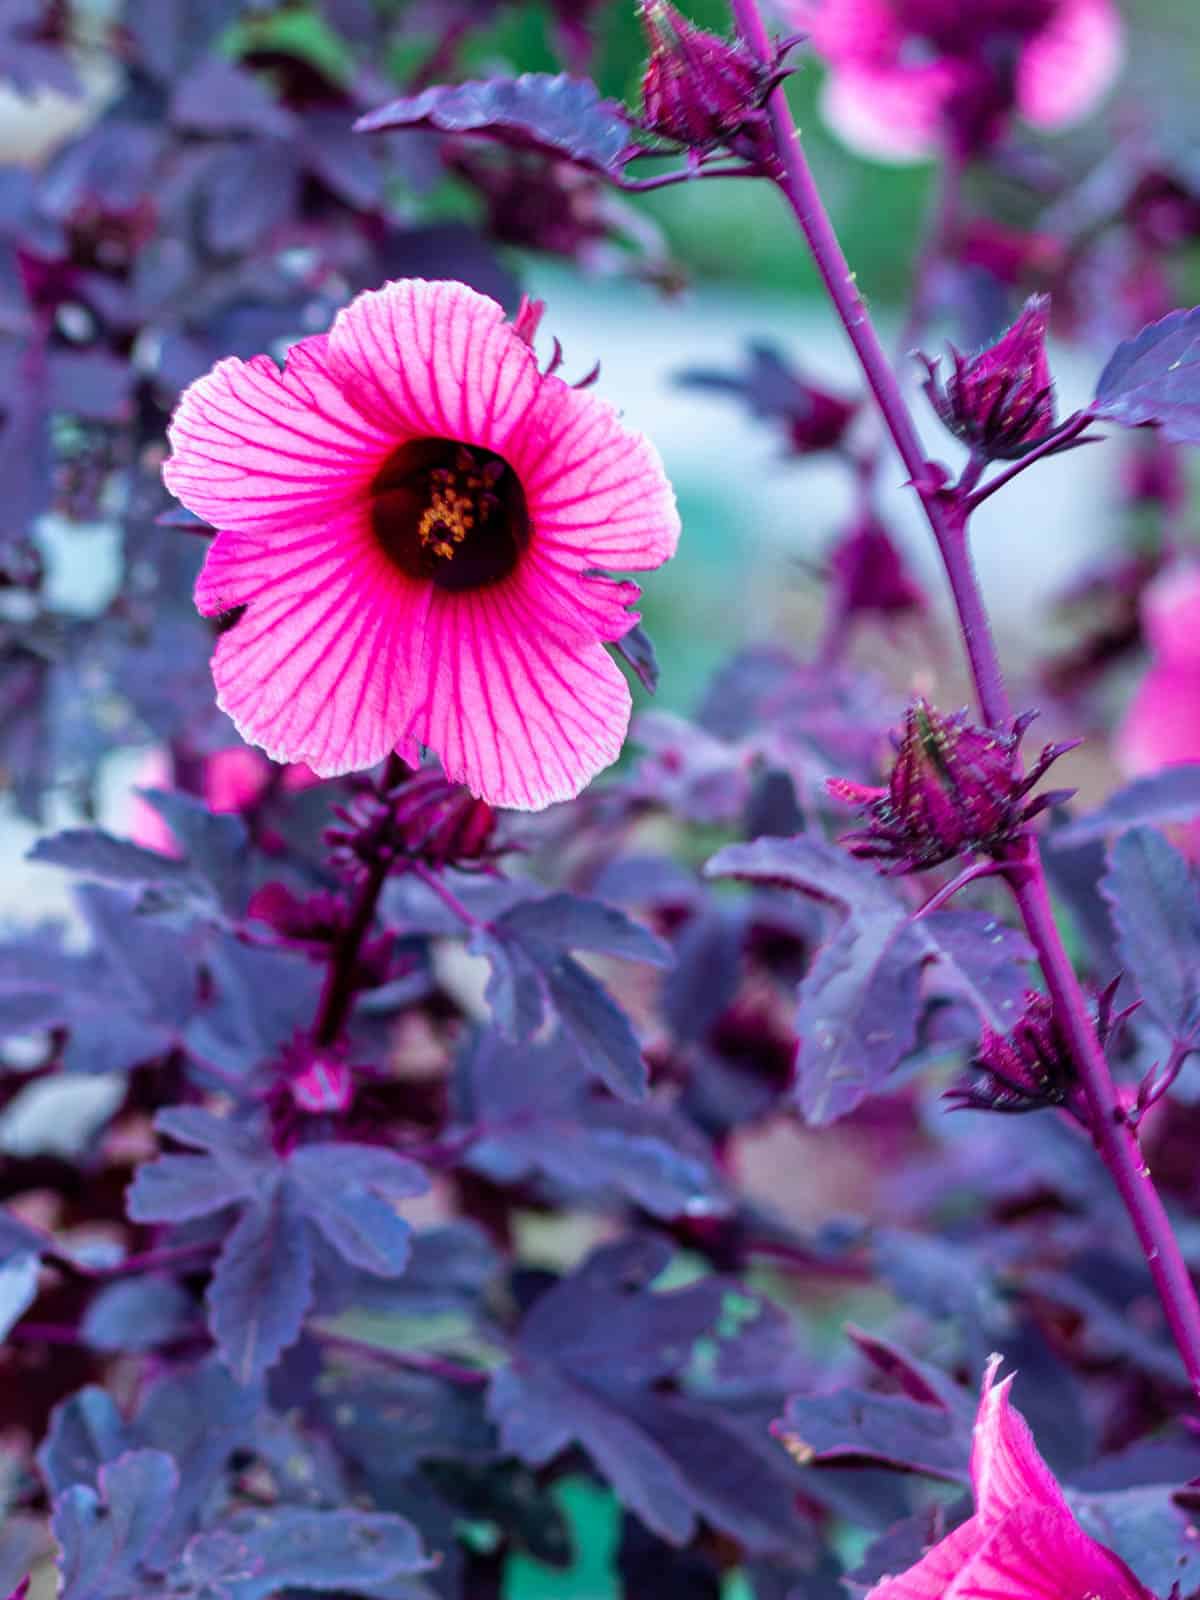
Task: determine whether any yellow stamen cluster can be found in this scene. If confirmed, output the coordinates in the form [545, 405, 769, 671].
[417, 465, 486, 562]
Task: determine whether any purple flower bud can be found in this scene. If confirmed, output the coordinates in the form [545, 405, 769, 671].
[291, 1053, 355, 1114]
[951, 990, 1075, 1115]
[922, 295, 1057, 461]
[827, 517, 926, 622]
[947, 978, 1130, 1119]
[637, 0, 785, 161]
[325, 765, 500, 881]
[827, 700, 1077, 873]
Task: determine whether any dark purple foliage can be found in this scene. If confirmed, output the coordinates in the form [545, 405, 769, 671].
[355, 74, 635, 175]
[1094, 306, 1200, 442]
[4, 6, 1200, 1600]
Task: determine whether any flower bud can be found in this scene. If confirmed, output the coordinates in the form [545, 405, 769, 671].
[947, 979, 1129, 1120]
[325, 765, 500, 881]
[827, 517, 925, 623]
[922, 295, 1056, 460]
[951, 990, 1074, 1115]
[637, 0, 784, 161]
[827, 700, 1076, 873]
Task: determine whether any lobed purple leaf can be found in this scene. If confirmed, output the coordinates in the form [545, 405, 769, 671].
[1093, 306, 1200, 441]
[354, 73, 635, 175]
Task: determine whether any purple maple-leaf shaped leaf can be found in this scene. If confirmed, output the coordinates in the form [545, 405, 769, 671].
[0, 885, 198, 1076]
[1101, 827, 1200, 1046]
[475, 891, 671, 1101]
[27, 792, 250, 925]
[457, 1031, 728, 1221]
[129, 1110, 428, 1384]
[1093, 306, 1200, 442]
[489, 1236, 808, 1551]
[706, 839, 1032, 1122]
[52, 1449, 179, 1600]
[354, 73, 636, 176]
[217, 1508, 430, 1600]
[1053, 764, 1200, 846]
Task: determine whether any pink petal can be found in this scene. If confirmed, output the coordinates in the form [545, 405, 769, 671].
[128, 750, 180, 857]
[164, 335, 392, 536]
[971, 1357, 1071, 1525]
[1115, 663, 1200, 777]
[518, 377, 680, 577]
[1142, 561, 1200, 668]
[326, 278, 542, 453]
[399, 579, 633, 810]
[208, 505, 427, 778]
[864, 1516, 984, 1600]
[1018, 0, 1122, 128]
[788, 0, 898, 62]
[949, 1508, 1153, 1600]
[819, 66, 950, 163]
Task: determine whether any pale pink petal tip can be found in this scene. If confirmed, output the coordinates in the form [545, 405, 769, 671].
[1019, 0, 1124, 128]
[866, 1360, 1155, 1600]
[165, 277, 680, 810]
[970, 1360, 1068, 1524]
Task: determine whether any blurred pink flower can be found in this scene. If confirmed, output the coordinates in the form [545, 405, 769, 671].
[866, 1357, 1152, 1600]
[130, 747, 317, 857]
[163, 279, 679, 810]
[785, 0, 1122, 163]
[1116, 563, 1200, 777]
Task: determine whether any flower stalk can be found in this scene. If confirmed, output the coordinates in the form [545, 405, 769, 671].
[728, 0, 1200, 1398]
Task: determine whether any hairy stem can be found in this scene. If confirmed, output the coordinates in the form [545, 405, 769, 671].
[729, 0, 1200, 1398]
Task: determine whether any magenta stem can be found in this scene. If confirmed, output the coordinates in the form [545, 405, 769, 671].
[729, 0, 1200, 1398]
[966, 412, 1096, 511]
[316, 1329, 490, 1386]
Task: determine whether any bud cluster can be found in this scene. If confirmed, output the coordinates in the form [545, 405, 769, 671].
[324, 765, 500, 883]
[828, 701, 1076, 874]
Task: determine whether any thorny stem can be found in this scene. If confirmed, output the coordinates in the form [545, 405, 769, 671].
[729, 0, 1200, 1399]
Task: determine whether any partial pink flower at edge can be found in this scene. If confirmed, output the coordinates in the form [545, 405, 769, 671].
[865, 1357, 1153, 1600]
[1115, 562, 1200, 779]
[163, 279, 681, 812]
[784, 0, 1123, 164]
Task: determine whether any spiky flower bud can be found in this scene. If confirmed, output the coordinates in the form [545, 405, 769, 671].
[952, 991, 1075, 1115]
[325, 766, 499, 882]
[947, 979, 1130, 1120]
[637, 0, 787, 161]
[922, 295, 1056, 460]
[827, 700, 1076, 874]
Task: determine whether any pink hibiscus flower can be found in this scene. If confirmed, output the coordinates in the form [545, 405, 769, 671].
[163, 280, 680, 811]
[866, 1357, 1152, 1600]
[784, 0, 1123, 163]
[1116, 562, 1200, 778]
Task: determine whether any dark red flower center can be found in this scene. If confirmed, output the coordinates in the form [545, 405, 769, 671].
[369, 438, 530, 592]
